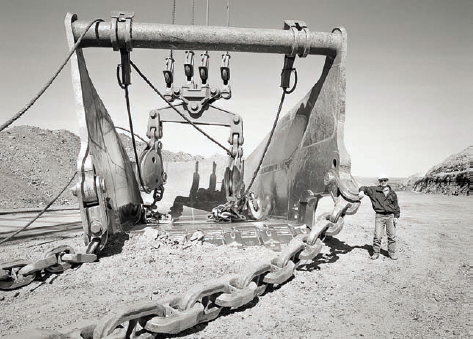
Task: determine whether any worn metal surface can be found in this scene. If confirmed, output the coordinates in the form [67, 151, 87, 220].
[65, 13, 143, 246]
[160, 217, 308, 251]
[244, 27, 360, 222]
[64, 12, 360, 255]
[70, 18, 340, 56]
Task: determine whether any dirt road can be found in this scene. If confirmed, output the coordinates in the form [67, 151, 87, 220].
[0, 192, 470, 338]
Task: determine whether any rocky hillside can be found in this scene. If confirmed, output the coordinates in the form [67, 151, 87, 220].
[0, 126, 226, 210]
[413, 146, 471, 195]
[0, 126, 79, 210]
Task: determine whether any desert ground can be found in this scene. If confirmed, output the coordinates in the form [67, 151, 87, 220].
[0, 191, 471, 338]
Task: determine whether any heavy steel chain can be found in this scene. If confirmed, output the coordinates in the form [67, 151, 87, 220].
[90, 214, 346, 338]
[0, 242, 99, 291]
[208, 198, 247, 222]
[2, 199, 348, 337]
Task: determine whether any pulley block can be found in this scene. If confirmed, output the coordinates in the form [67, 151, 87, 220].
[138, 146, 166, 194]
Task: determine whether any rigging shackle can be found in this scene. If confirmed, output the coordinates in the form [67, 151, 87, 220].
[280, 55, 295, 90]
[280, 20, 309, 94]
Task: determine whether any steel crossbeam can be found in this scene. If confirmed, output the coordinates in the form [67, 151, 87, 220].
[70, 17, 341, 56]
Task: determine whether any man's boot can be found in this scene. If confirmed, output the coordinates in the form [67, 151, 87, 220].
[370, 252, 379, 260]
[389, 252, 398, 260]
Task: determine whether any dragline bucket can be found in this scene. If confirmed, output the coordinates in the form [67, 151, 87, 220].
[65, 12, 360, 249]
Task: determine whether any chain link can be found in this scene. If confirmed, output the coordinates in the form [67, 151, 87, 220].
[0, 242, 100, 291]
[87, 215, 346, 338]
[2, 201, 348, 338]
[208, 199, 247, 222]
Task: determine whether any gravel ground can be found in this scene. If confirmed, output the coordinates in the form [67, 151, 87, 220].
[0, 192, 471, 338]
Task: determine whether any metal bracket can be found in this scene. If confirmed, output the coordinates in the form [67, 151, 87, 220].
[283, 20, 310, 58]
[178, 84, 221, 114]
[110, 11, 134, 51]
[165, 51, 231, 115]
[72, 166, 110, 251]
[111, 11, 134, 86]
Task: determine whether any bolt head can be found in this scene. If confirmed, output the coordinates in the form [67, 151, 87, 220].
[90, 222, 102, 235]
[233, 116, 240, 124]
[150, 111, 157, 118]
[191, 103, 199, 111]
[173, 88, 181, 95]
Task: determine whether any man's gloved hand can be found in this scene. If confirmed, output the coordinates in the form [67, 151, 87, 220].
[394, 218, 398, 226]
[358, 191, 365, 199]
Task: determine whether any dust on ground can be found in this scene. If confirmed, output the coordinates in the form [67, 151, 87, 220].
[0, 192, 470, 338]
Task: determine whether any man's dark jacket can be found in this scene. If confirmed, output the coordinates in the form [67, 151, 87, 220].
[359, 185, 400, 218]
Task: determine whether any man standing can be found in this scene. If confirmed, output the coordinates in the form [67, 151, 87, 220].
[358, 174, 400, 260]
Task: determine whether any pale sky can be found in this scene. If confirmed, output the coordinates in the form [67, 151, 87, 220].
[0, 0, 471, 177]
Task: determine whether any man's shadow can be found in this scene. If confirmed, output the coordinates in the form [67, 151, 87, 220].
[299, 236, 372, 272]
[169, 161, 226, 220]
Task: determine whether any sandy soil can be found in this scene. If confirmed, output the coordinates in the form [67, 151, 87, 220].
[0, 191, 471, 338]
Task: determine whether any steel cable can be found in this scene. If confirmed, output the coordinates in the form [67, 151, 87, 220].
[169, 0, 177, 59]
[245, 91, 286, 195]
[0, 19, 104, 133]
[123, 85, 146, 189]
[0, 172, 77, 245]
[115, 126, 149, 146]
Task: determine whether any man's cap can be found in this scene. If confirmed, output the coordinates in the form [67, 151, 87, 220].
[378, 173, 389, 181]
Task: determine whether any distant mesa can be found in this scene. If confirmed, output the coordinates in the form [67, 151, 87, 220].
[413, 146, 472, 196]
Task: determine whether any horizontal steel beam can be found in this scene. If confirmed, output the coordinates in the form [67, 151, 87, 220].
[70, 16, 341, 56]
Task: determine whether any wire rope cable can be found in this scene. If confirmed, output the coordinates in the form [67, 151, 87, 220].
[191, 0, 195, 26]
[115, 126, 149, 145]
[244, 91, 286, 195]
[169, 0, 177, 59]
[0, 172, 78, 245]
[122, 85, 146, 189]
[0, 19, 104, 133]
